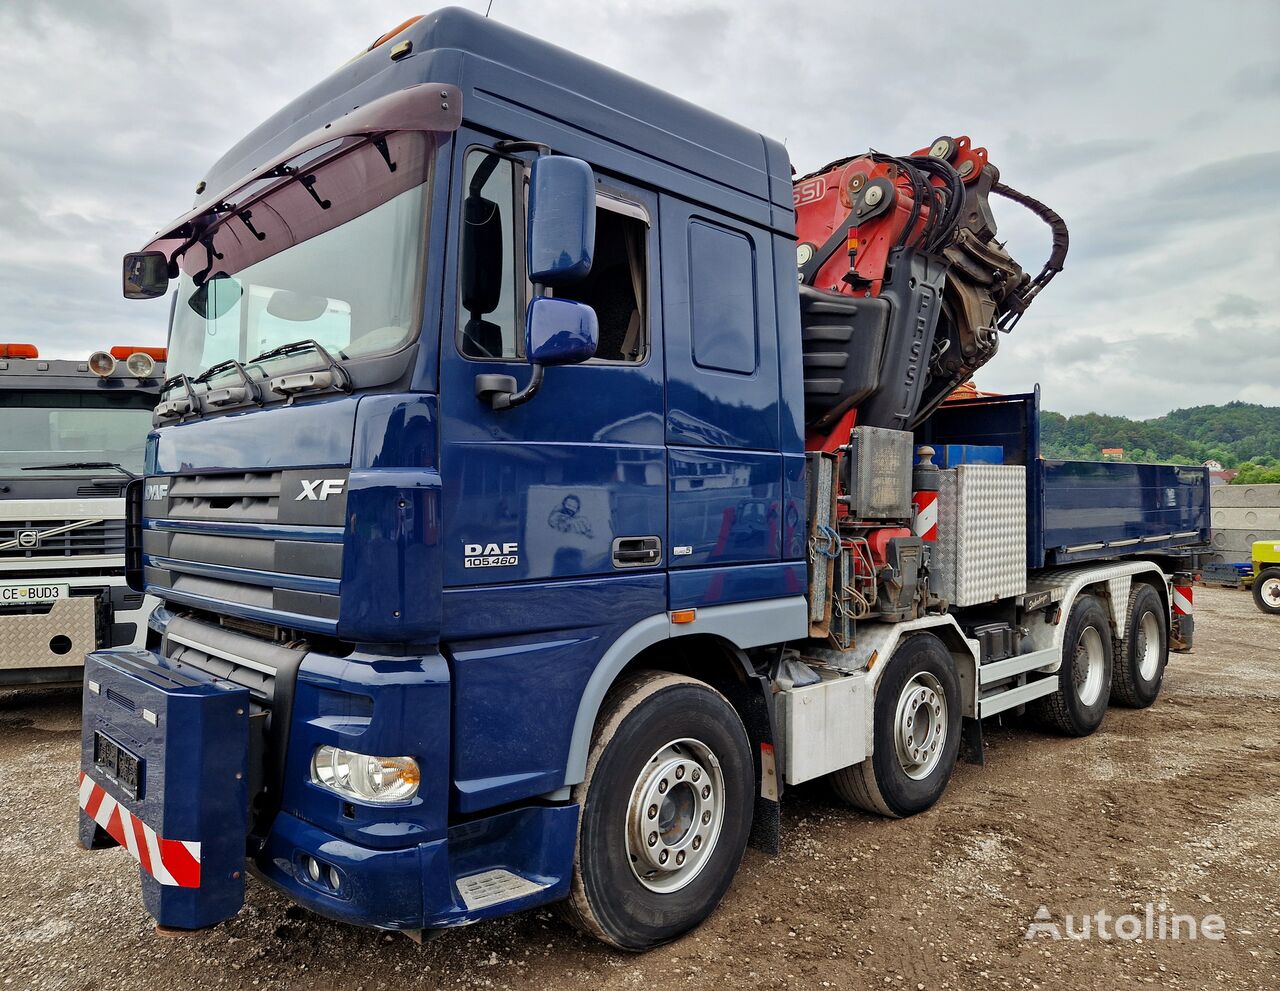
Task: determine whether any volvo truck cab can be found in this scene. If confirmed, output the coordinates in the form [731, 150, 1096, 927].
[1, 345, 164, 686]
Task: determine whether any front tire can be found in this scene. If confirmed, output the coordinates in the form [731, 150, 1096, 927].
[1253, 567, 1280, 615]
[561, 671, 754, 950]
[829, 633, 962, 818]
[1110, 583, 1168, 708]
[1036, 594, 1113, 735]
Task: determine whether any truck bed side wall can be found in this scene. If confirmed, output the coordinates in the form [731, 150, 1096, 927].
[918, 390, 1210, 568]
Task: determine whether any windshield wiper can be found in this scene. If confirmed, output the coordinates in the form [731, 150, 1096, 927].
[249, 339, 353, 397]
[155, 373, 205, 421]
[22, 461, 137, 479]
[195, 357, 264, 408]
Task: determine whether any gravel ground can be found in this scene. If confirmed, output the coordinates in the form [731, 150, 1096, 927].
[1, 585, 1277, 990]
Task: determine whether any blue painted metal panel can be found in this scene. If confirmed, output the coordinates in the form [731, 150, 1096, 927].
[151, 396, 357, 474]
[254, 803, 578, 931]
[772, 234, 805, 459]
[442, 573, 665, 811]
[669, 561, 806, 610]
[1040, 460, 1210, 563]
[668, 447, 782, 567]
[933, 444, 1004, 467]
[80, 650, 249, 930]
[661, 200, 781, 453]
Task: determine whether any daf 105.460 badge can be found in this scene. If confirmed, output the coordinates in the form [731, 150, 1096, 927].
[464, 542, 519, 568]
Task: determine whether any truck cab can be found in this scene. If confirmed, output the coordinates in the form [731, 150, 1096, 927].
[0, 345, 163, 686]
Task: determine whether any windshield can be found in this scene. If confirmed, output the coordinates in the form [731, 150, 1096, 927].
[165, 130, 434, 390]
[0, 391, 154, 475]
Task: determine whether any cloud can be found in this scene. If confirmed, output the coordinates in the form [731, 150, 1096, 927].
[0, 0, 1277, 419]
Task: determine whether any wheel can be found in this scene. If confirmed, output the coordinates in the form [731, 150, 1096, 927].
[560, 671, 754, 950]
[1036, 595, 1113, 736]
[829, 633, 962, 818]
[1253, 567, 1280, 615]
[1110, 583, 1169, 708]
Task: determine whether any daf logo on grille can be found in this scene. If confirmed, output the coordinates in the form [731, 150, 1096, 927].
[296, 478, 345, 501]
[17, 530, 39, 548]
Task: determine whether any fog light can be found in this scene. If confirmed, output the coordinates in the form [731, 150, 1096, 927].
[306, 857, 321, 882]
[125, 351, 155, 377]
[310, 746, 420, 803]
[328, 867, 341, 891]
[87, 351, 116, 377]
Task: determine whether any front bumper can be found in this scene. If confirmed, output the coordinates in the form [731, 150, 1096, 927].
[81, 641, 579, 933]
[254, 803, 578, 931]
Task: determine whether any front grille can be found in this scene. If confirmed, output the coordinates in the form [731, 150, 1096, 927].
[168, 471, 283, 523]
[143, 469, 347, 633]
[0, 519, 125, 558]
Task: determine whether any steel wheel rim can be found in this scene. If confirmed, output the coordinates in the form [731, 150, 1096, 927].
[1074, 625, 1106, 706]
[625, 737, 724, 893]
[1136, 610, 1161, 680]
[1263, 577, 1280, 606]
[894, 672, 947, 780]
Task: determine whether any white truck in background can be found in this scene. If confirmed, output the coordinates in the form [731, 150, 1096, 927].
[0, 345, 164, 686]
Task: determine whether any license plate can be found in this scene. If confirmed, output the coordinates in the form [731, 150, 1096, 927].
[94, 731, 143, 799]
[0, 582, 68, 606]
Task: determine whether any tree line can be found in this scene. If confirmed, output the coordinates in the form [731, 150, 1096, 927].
[1039, 401, 1280, 484]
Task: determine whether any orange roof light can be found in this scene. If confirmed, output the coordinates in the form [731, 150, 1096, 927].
[0, 344, 39, 359]
[367, 15, 423, 52]
[109, 346, 166, 361]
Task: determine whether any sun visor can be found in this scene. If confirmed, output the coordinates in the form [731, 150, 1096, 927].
[138, 83, 461, 272]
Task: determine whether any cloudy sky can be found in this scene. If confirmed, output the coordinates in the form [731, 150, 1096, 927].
[1, 1, 1276, 417]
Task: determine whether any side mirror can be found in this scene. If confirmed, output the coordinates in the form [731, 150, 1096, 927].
[123, 251, 170, 300]
[527, 157, 595, 286]
[475, 298, 598, 411]
[526, 296, 598, 365]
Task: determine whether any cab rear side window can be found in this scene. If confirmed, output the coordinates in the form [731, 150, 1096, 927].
[687, 220, 757, 375]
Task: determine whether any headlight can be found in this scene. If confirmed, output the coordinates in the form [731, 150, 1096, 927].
[310, 746, 420, 803]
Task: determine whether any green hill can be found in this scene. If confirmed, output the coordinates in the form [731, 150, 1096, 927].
[1040, 402, 1280, 481]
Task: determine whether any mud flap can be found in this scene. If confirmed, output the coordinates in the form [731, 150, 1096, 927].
[80, 649, 250, 930]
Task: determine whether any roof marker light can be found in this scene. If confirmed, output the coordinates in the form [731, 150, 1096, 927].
[0, 344, 38, 359]
[109, 346, 166, 361]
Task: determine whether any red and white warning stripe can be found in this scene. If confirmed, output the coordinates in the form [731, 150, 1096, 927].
[912, 491, 939, 543]
[78, 771, 201, 888]
[1172, 584, 1194, 617]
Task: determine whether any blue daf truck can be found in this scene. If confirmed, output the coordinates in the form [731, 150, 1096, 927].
[80, 9, 1208, 949]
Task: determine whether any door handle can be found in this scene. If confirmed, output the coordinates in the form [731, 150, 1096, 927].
[612, 535, 661, 568]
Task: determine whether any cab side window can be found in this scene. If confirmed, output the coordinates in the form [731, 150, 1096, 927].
[459, 150, 647, 364]
[459, 151, 521, 359]
[556, 203, 647, 362]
